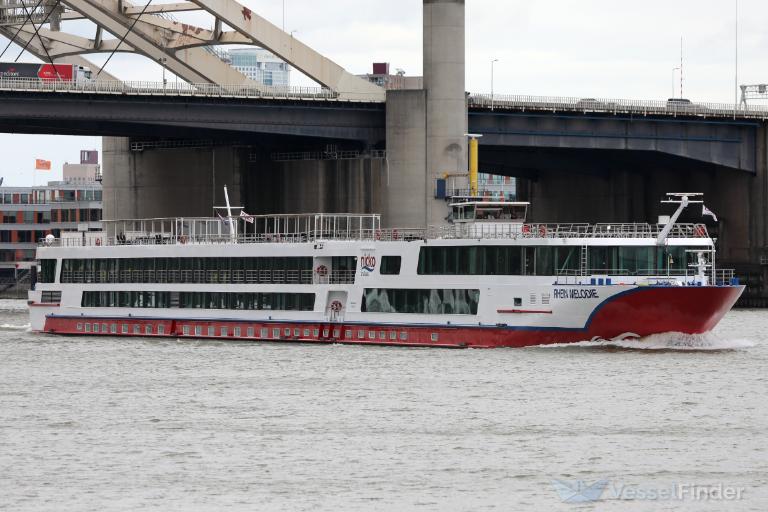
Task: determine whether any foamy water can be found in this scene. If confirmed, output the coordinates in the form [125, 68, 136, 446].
[0, 303, 766, 511]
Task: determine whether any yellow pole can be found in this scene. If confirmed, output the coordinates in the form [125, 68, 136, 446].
[469, 136, 479, 196]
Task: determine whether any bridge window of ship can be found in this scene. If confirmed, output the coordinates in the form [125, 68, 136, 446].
[361, 289, 480, 315]
[39, 259, 57, 283]
[380, 256, 402, 275]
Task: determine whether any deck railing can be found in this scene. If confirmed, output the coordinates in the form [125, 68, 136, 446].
[40, 215, 712, 248]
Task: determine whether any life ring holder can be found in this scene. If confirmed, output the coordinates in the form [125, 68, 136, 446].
[522, 224, 531, 236]
[179, 235, 188, 245]
[392, 229, 399, 241]
[95, 238, 101, 246]
[375, 230, 382, 241]
[330, 300, 343, 312]
[694, 225, 707, 238]
[539, 225, 548, 237]
[315, 265, 328, 277]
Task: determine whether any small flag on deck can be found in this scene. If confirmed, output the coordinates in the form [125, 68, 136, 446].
[239, 210, 254, 224]
[35, 159, 51, 171]
[702, 204, 718, 222]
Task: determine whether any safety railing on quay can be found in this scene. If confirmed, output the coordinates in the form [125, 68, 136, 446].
[0, 77, 350, 101]
[469, 93, 768, 120]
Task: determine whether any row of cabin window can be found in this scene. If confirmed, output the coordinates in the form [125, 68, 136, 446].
[361, 288, 480, 315]
[81, 291, 315, 311]
[417, 246, 697, 276]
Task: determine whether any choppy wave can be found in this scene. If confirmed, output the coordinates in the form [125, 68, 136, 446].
[541, 332, 755, 351]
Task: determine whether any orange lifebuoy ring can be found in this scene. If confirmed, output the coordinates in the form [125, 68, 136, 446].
[522, 224, 531, 235]
[179, 235, 187, 244]
[330, 300, 343, 312]
[539, 225, 548, 237]
[95, 238, 101, 246]
[315, 265, 328, 277]
[694, 225, 707, 238]
[375, 230, 382, 241]
[392, 229, 399, 240]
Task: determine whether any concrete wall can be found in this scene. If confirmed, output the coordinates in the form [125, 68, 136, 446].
[102, 137, 243, 219]
[246, 158, 385, 216]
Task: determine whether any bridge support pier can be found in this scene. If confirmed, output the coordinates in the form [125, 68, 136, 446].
[102, 137, 244, 220]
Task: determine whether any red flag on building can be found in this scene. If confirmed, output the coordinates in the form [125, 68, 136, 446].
[35, 159, 51, 171]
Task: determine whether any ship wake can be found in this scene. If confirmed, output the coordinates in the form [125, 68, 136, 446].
[541, 332, 755, 351]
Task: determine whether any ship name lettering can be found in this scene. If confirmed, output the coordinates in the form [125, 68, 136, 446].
[553, 288, 599, 300]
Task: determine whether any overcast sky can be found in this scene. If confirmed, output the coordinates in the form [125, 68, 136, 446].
[0, 0, 763, 185]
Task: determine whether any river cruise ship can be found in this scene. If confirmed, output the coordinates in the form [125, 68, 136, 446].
[28, 193, 743, 348]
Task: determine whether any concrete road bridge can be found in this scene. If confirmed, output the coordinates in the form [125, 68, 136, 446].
[1, 0, 768, 302]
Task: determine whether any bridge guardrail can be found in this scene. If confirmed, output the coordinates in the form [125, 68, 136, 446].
[468, 93, 768, 120]
[0, 77, 350, 102]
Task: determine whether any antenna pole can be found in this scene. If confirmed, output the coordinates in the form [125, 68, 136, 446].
[680, 36, 683, 98]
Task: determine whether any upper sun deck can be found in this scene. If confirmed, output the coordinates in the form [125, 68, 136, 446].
[38, 212, 713, 248]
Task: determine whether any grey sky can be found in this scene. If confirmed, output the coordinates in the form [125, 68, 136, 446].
[0, 0, 763, 185]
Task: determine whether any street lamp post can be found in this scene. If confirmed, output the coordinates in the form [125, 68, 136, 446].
[491, 58, 499, 111]
[672, 66, 680, 98]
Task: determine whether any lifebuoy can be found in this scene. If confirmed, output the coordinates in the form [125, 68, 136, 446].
[179, 235, 187, 244]
[95, 238, 101, 246]
[539, 225, 548, 237]
[315, 265, 328, 277]
[330, 300, 343, 312]
[522, 224, 531, 235]
[375, 230, 382, 241]
[392, 229, 399, 240]
[694, 225, 707, 238]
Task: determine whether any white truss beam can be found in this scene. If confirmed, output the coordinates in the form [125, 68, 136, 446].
[61, 2, 201, 20]
[186, 0, 384, 100]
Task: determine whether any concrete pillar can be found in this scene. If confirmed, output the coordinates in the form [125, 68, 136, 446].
[424, 0, 467, 226]
[102, 137, 243, 219]
[384, 90, 427, 227]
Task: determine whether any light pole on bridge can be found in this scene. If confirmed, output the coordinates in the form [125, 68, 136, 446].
[491, 58, 499, 111]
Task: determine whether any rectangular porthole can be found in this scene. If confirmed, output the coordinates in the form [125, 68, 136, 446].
[272, 328, 280, 338]
[122, 324, 128, 334]
[234, 327, 241, 337]
[294, 328, 300, 337]
[195, 325, 202, 336]
[145, 325, 152, 335]
[158, 325, 165, 335]
[93, 324, 99, 333]
[208, 326, 215, 337]
[221, 327, 228, 337]
[333, 329, 340, 338]
[284, 328, 290, 337]
[133, 325, 140, 334]
[400, 332, 408, 341]
[345, 330, 352, 338]
[368, 331, 375, 339]
[358, 330, 365, 339]
[320, 329, 327, 337]
[76, 323, 83, 331]
[379, 332, 386, 340]
[390, 332, 397, 340]
[303, 329, 310, 337]
[85, 323, 91, 332]
[514, 298, 522, 307]
[110, 324, 117, 334]
[183, 325, 190, 335]
[102, 323, 108, 333]
[431, 333, 439, 342]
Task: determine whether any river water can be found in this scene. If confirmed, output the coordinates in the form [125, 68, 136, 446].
[1, 300, 766, 511]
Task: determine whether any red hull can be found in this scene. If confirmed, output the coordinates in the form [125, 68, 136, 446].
[39, 286, 744, 349]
